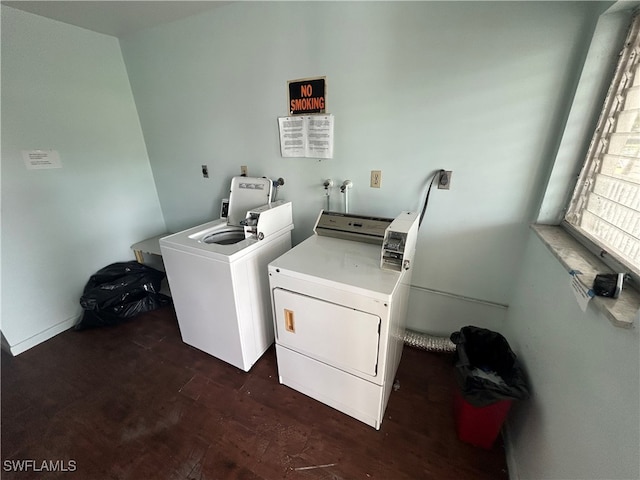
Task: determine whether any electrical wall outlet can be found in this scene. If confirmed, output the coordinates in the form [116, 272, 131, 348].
[202, 165, 209, 178]
[240, 165, 248, 176]
[370, 170, 382, 188]
[438, 170, 452, 190]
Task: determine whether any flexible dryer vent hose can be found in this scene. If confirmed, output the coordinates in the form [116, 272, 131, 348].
[404, 329, 456, 353]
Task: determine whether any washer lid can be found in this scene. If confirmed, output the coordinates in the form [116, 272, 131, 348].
[227, 176, 272, 226]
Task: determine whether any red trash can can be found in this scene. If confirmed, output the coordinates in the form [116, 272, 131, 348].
[450, 326, 529, 450]
[453, 388, 512, 449]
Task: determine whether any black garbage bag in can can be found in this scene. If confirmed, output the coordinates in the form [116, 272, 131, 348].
[449, 326, 529, 448]
[450, 326, 529, 407]
[76, 261, 171, 330]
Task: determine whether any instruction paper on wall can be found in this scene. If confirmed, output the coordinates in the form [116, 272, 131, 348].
[278, 115, 334, 159]
[22, 150, 62, 169]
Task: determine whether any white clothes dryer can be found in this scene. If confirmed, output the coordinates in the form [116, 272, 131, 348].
[160, 176, 294, 372]
[268, 210, 419, 429]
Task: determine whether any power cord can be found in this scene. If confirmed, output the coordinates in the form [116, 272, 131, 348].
[419, 169, 445, 228]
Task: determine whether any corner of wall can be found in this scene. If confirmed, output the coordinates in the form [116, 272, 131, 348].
[502, 418, 520, 480]
[1, 331, 12, 355]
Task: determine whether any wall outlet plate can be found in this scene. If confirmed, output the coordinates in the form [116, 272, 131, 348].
[241, 165, 248, 176]
[371, 170, 382, 188]
[438, 170, 452, 190]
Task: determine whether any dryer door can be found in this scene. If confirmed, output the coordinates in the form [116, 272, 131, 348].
[273, 288, 381, 377]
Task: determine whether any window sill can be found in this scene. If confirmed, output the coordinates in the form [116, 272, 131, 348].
[531, 224, 638, 329]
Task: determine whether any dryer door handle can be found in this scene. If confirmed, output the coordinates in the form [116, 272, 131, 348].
[284, 309, 295, 333]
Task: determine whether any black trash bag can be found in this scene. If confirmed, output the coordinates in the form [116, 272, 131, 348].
[76, 261, 171, 330]
[450, 326, 529, 407]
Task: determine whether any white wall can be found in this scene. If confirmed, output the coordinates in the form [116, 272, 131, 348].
[0, 7, 166, 354]
[119, 1, 606, 336]
[503, 231, 640, 480]
[501, 4, 640, 478]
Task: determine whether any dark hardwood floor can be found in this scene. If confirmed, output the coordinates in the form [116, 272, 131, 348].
[1, 306, 509, 479]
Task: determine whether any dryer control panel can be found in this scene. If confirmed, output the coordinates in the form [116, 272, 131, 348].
[314, 211, 393, 245]
[312, 210, 419, 271]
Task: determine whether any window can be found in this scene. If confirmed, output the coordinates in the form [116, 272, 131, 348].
[565, 12, 640, 278]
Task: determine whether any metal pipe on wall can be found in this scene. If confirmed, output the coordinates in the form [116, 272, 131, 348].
[340, 180, 352, 213]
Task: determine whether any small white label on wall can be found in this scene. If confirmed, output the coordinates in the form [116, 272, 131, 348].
[570, 270, 594, 312]
[22, 150, 62, 169]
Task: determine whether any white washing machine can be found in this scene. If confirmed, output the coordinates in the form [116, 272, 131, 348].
[268, 210, 419, 429]
[160, 176, 294, 372]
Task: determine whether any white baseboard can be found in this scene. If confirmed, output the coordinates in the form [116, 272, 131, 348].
[5, 315, 79, 356]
